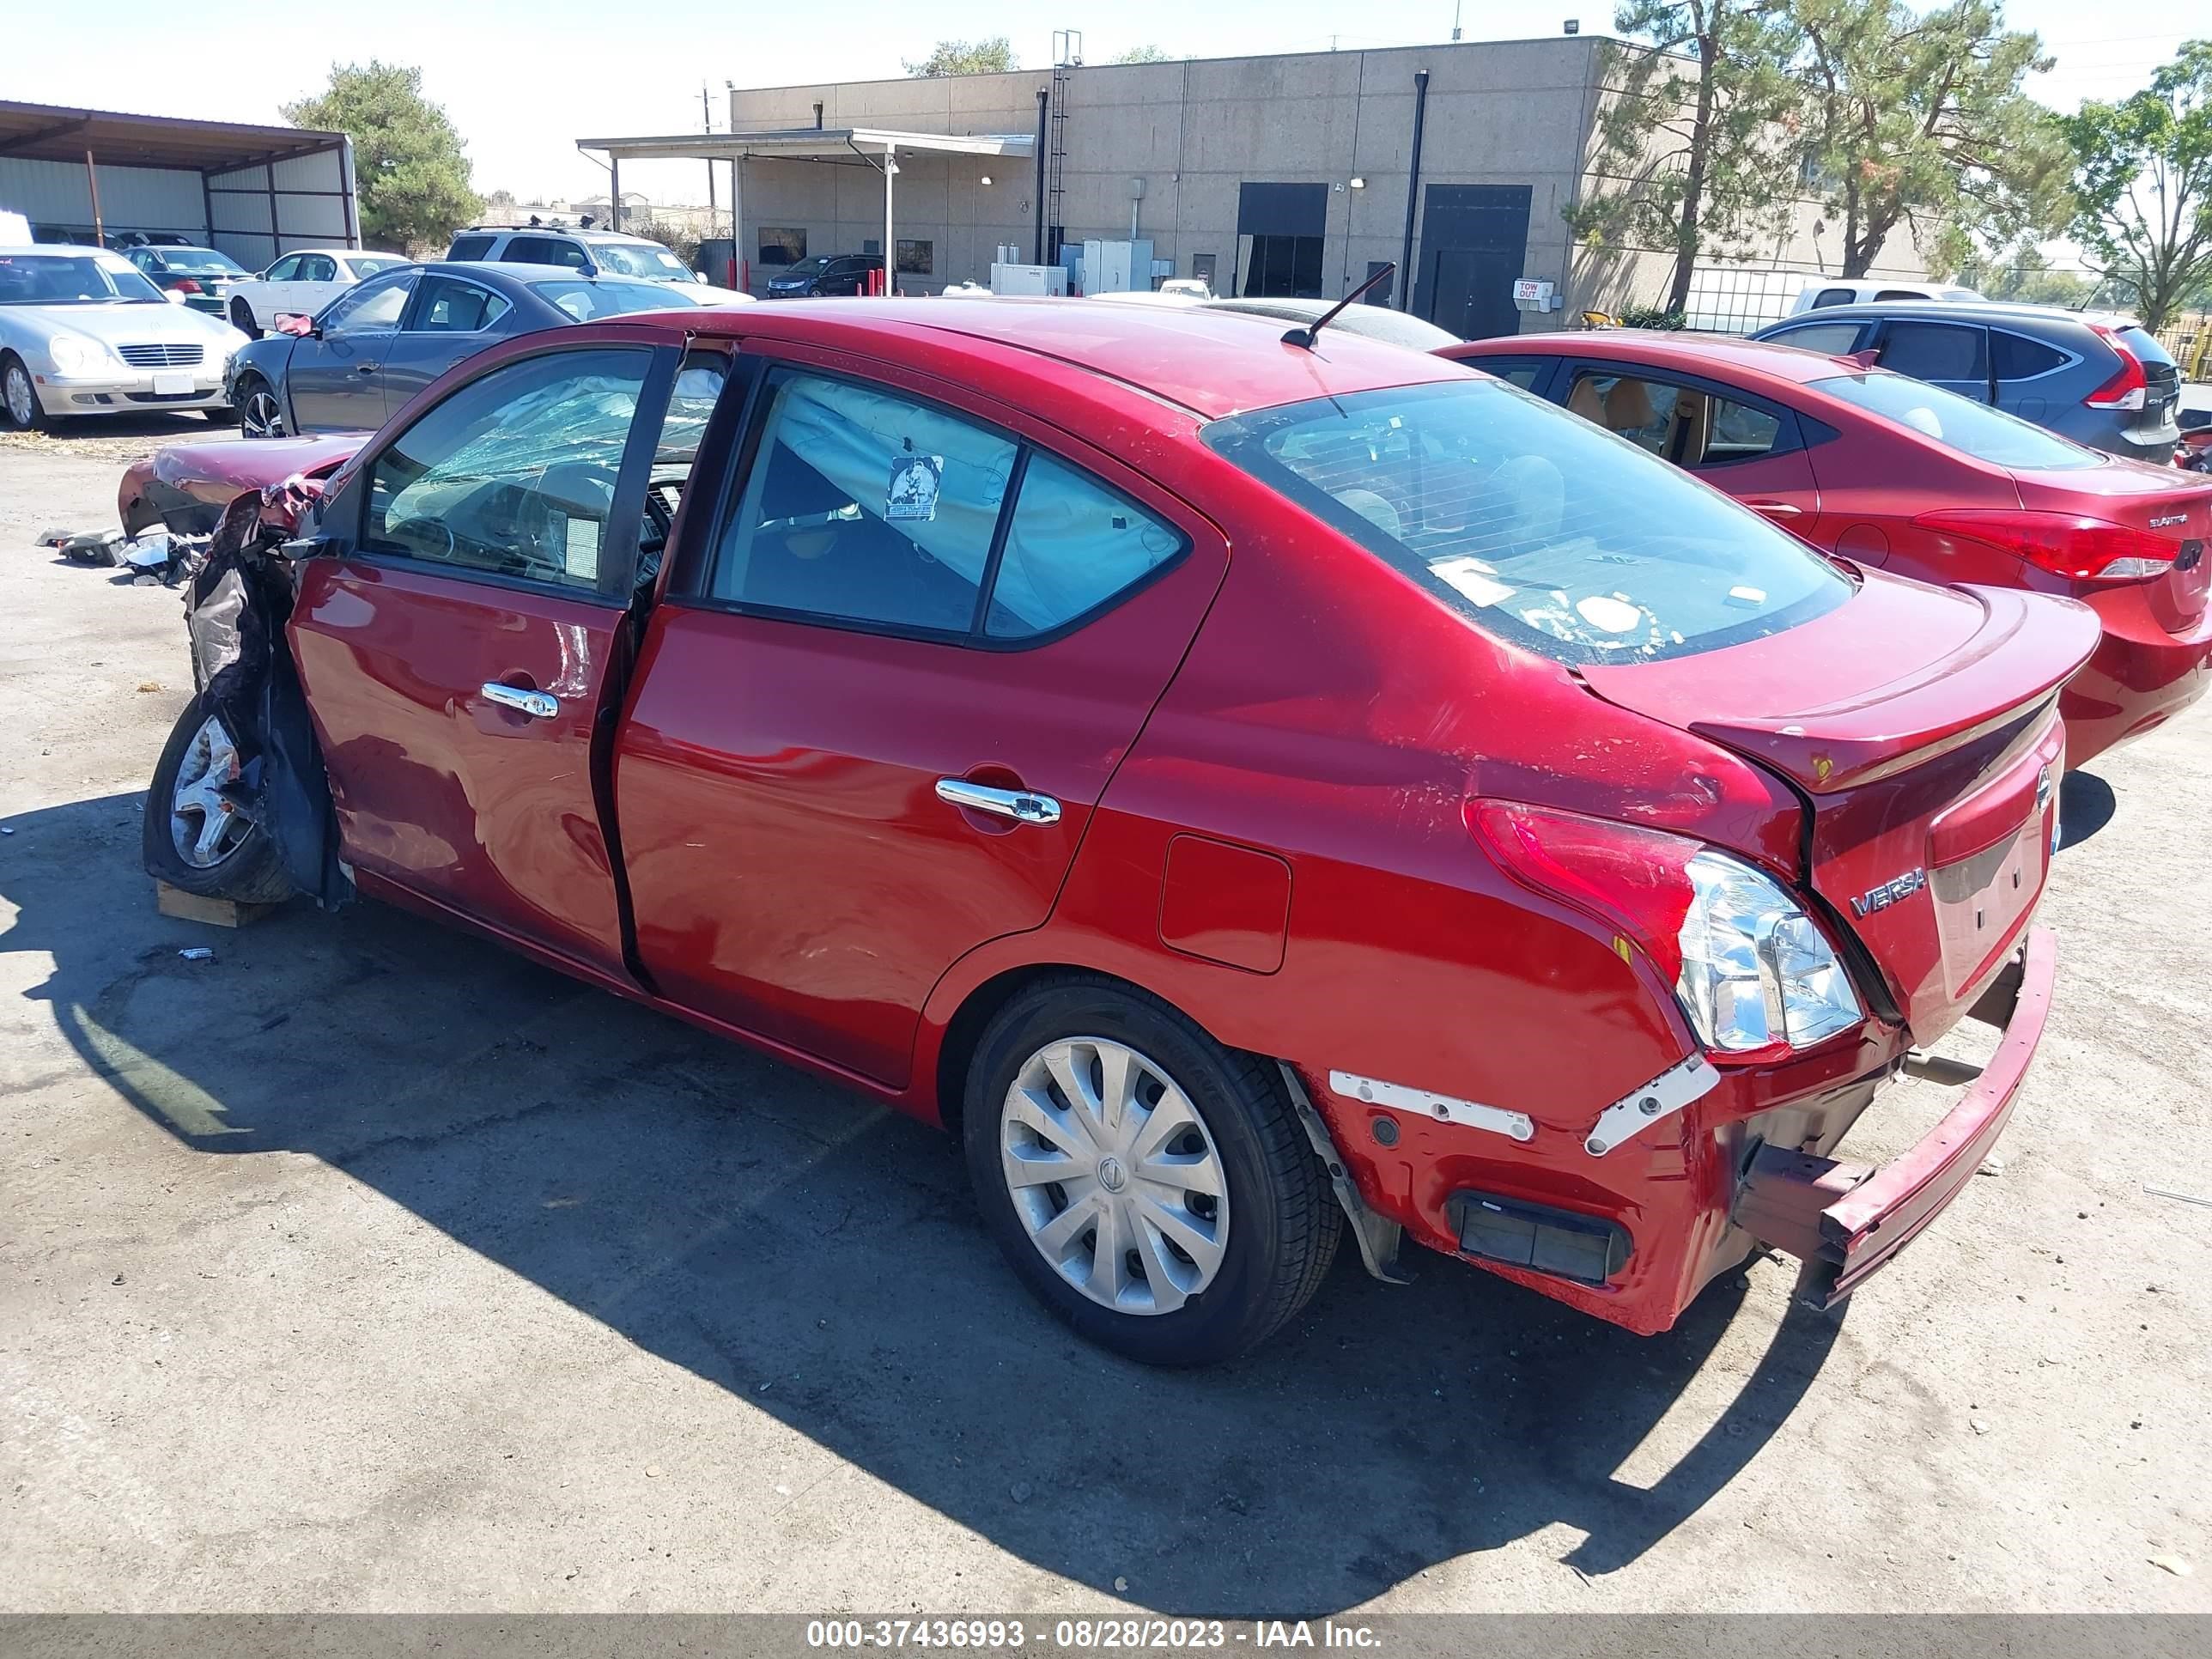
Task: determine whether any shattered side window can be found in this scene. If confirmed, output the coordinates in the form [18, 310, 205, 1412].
[364, 347, 652, 591]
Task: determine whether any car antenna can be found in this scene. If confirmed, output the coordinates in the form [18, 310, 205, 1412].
[1282, 263, 1396, 349]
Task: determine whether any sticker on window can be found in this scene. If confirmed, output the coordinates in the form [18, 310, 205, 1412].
[1428, 555, 1513, 608]
[563, 517, 600, 582]
[887, 454, 944, 522]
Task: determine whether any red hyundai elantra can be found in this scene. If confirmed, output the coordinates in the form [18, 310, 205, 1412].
[146, 300, 2096, 1363]
[1443, 331, 2212, 765]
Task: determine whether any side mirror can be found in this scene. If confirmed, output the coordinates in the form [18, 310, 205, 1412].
[693, 270, 708, 283]
[165, 289, 187, 305]
[275, 313, 317, 338]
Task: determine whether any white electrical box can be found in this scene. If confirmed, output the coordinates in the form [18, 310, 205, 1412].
[1078, 238, 1155, 295]
[1512, 278, 1561, 313]
[990, 262, 1067, 297]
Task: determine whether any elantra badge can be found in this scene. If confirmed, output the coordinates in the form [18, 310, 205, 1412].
[2148, 514, 2188, 529]
[1850, 868, 1928, 917]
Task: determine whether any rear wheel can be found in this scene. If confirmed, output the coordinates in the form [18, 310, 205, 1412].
[236, 373, 284, 438]
[2, 352, 51, 432]
[142, 692, 295, 904]
[963, 976, 1339, 1365]
[228, 297, 261, 338]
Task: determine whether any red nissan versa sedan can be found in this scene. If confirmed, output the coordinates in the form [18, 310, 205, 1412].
[147, 300, 2098, 1365]
[1443, 331, 2212, 765]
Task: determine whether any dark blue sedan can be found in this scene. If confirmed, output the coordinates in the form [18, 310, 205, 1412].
[225, 261, 715, 437]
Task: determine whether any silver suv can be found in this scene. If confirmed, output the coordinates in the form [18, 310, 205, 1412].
[1753, 301, 2181, 465]
[446, 225, 704, 288]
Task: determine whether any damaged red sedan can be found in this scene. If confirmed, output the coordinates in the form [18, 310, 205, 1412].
[145, 300, 2096, 1364]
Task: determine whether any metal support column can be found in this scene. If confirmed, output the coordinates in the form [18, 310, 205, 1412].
[610, 155, 621, 232]
[883, 142, 896, 295]
[84, 149, 103, 242]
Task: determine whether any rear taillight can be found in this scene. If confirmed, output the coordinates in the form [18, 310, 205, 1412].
[2085, 323, 2148, 410]
[172, 277, 203, 295]
[1467, 801, 1862, 1057]
[1914, 507, 2178, 581]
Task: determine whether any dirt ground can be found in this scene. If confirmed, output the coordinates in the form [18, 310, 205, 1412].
[2, 424, 2207, 1618]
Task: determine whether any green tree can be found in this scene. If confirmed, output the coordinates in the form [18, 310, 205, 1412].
[902, 37, 1018, 76]
[1792, 0, 2070, 278]
[1943, 239, 2094, 306]
[1565, 2, 1808, 315]
[282, 62, 480, 254]
[2063, 40, 2212, 329]
[1112, 46, 1173, 64]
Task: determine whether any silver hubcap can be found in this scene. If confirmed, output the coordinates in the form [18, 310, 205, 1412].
[1000, 1036, 1230, 1316]
[170, 714, 252, 868]
[4, 364, 32, 425]
[242, 386, 283, 437]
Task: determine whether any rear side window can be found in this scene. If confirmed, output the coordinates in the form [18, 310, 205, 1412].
[507, 236, 590, 270]
[986, 454, 1183, 638]
[1810, 288, 1857, 309]
[1566, 372, 1786, 468]
[447, 234, 495, 261]
[1880, 321, 1986, 381]
[1205, 379, 1850, 666]
[297, 254, 337, 283]
[410, 276, 509, 331]
[713, 372, 1018, 634]
[1810, 373, 2102, 470]
[1992, 331, 2068, 380]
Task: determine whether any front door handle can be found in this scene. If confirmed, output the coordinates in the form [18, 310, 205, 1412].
[482, 682, 558, 719]
[1747, 500, 1803, 518]
[356, 362, 379, 374]
[935, 777, 1061, 825]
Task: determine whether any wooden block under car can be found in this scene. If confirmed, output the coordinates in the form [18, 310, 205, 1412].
[155, 882, 276, 929]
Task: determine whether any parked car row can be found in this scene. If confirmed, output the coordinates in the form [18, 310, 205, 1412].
[122, 292, 2204, 1371]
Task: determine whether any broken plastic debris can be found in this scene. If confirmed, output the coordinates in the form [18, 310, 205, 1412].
[178, 946, 215, 962]
[2148, 1554, 2191, 1577]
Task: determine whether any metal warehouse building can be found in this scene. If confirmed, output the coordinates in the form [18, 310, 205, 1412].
[583, 34, 1925, 337]
[0, 101, 359, 266]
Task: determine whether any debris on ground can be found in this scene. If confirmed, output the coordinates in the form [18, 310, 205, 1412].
[120, 532, 207, 587]
[2143, 1184, 2212, 1208]
[177, 946, 216, 962]
[2148, 1554, 2191, 1577]
[54, 528, 125, 565]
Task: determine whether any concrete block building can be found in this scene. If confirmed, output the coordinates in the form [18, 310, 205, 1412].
[583, 34, 1928, 337]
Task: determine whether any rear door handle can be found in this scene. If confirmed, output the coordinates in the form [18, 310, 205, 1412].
[935, 777, 1061, 825]
[482, 683, 558, 719]
[1747, 500, 1802, 518]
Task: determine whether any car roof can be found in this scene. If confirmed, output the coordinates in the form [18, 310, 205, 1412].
[684, 296, 1467, 418]
[1767, 299, 2135, 330]
[1449, 329, 1875, 386]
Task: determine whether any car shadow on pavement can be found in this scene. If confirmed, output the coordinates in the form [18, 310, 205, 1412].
[2056, 769, 2116, 853]
[4, 790, 1846, 1617]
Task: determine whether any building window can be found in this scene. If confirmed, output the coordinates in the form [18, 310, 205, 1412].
[758, 228, 807, 266]
[897, 239, 933, 276]
[1242, 234, 1324, 299]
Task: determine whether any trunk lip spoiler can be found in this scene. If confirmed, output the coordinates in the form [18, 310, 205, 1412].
[1689, 689, 2063, 795]
[1733, 924, 2055, 1306]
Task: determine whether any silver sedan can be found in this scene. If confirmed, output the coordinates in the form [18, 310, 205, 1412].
[0, 245, 249, 429]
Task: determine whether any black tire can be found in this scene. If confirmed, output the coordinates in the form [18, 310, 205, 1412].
[143, 690, 296, 904]
[2, 351, 51, 432]
[228, 298, 261, 339]
[963, 975, 1340, 1365]
[235, 373, 284, 439]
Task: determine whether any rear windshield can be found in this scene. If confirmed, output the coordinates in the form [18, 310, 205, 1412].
[1205, 379, 1851, 666]
[447, 234, 495, 261]
[592, 241, 692, 280]
[2122, 325, 2175, 368]
[161, 248, 246, 274]
[1811, 372, 2103, 470]
[530, 277, 690, 320]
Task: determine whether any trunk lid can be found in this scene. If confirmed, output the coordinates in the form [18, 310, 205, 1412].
[2012, 459, 2212, 632]
[1581, 569, 2098, 1040]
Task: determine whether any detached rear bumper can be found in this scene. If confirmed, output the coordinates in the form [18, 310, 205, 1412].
[1735, 925, 2056, 1305]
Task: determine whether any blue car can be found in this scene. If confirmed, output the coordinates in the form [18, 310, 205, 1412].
[224, 260, 702, 437]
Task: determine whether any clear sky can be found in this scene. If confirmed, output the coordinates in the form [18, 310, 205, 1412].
[1, 1, 2199, 205]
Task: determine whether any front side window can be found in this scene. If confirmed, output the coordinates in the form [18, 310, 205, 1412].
[1206, 379, 1851, 666]
[712, 372, 1018, 633]
[1765, 322, 1866, 357]
[365, 347, 653, 589]
[264, 255, 301, 282]
[323, 275, 414, 331]
[1810, 288, 1857, 309]
[1809, 373, 2103, 470]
